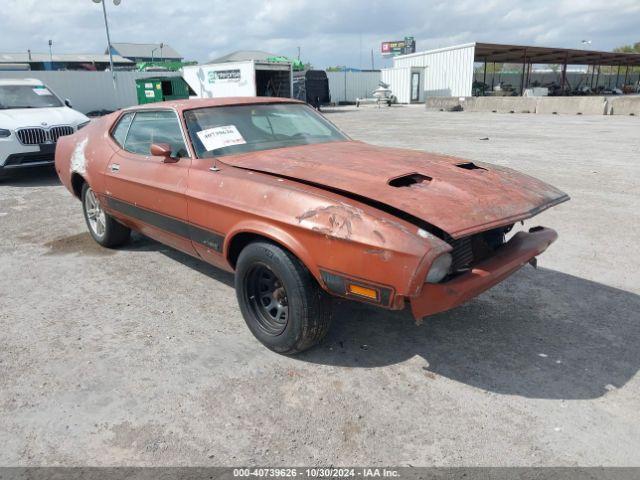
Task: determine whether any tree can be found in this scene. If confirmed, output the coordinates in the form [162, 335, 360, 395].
[613, 42, 640, 54]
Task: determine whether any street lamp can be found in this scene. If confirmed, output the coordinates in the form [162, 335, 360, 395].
[48, 40, 53, 67]
[92, 0, 121, 86]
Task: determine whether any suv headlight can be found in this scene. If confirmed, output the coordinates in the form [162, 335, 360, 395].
[77, 120, 90, 130]
[0, 128, 11, 138]
[426, 253, 452, 284]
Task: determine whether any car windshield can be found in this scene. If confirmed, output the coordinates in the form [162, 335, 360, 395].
[184, 103, 348, 158]
[0, 85, 63, 109]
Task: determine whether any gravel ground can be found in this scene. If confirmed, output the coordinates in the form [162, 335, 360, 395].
[1, 107, 639, 466]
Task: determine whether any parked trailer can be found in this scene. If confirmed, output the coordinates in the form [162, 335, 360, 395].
[182, 61, 293, 99]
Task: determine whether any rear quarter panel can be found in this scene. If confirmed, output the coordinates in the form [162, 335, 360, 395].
[55, 113, 119, 197]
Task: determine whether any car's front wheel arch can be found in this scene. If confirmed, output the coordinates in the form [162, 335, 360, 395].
[225, 225, 321, 283]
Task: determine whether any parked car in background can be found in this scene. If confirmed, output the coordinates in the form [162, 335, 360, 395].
[0, 78, 89, 177]
[55, 97, 569, 354]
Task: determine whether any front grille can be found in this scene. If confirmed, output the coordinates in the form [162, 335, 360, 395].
[446, 227, 509, 274]
[49, 126, 74, 142]
[16, 125, 74, 145]
[16, 128, 47, 145]
[449, 236, 474, 271]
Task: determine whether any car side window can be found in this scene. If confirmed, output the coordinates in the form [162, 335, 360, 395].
[111, 112, 134, 147]
[123, 111, 188, 158]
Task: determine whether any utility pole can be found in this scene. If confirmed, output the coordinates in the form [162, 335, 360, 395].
[371, 49, 374, 70]
[297, 46, 301, 61]
[92, 0, 120, 88]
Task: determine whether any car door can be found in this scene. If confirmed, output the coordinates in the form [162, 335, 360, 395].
[103, 109, 196, 255]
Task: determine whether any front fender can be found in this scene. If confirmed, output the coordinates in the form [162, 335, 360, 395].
[224, 219, 321, 283]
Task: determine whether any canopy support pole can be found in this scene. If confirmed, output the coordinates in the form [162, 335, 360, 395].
[520, 48, 527, 95]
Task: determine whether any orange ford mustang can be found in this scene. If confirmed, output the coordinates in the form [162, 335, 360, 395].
[55, 97, 569, 354]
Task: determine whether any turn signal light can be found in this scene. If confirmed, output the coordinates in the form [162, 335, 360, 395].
[347, 284, 378, 300]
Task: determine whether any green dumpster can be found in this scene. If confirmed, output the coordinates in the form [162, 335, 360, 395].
[135, 77, 191, 104]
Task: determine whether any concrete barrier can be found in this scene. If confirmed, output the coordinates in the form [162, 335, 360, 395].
[425, 97, 465, 111]
[425, 96, 624, 115]
[608, 96, 640, 116]
[535, 97, 607, 115]
[464, 97, 538, 114]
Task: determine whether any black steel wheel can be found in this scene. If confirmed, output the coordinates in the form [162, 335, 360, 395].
[246, 263, 289, 336]
[235, 241, 332, 354]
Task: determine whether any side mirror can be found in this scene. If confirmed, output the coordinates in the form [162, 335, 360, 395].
[64, 99, 72, 108]
[150, 143, 178, 163]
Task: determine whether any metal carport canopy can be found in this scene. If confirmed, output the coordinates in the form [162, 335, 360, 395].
[474, 42, 640, 66]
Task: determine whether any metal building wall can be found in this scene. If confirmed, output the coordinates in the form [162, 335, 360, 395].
[393, 43, 476, 97]
[326, 71, 381, 103]
[381, 67, 411, 103]
[0, 71, 180, 113]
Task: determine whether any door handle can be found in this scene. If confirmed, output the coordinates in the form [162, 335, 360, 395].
[109, 163, 120, 173]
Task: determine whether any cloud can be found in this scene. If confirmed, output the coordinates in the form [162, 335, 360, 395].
[1, 0, 638, 68]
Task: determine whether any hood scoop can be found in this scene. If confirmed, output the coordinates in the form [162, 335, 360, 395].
[456, 162, 486, 171]
[388, 173, 432, 188]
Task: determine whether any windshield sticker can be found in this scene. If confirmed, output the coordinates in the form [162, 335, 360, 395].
[33, 88, 53, 96]
[197, 125, 246, 151]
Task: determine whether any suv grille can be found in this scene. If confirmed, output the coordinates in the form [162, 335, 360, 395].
[16, 126, 74, 145]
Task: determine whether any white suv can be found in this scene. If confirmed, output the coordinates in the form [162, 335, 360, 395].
[0, 78, 89, 177]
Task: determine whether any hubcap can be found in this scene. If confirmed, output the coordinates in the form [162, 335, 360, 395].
[246, 264, 289, 336]
[84, 188, 106, 238]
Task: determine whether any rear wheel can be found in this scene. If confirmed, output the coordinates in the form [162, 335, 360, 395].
[81, 183, 130, 248]
[235, 242, 331, 354]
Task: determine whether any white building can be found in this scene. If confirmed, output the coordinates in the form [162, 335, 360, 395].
[382, 42, 640, 103]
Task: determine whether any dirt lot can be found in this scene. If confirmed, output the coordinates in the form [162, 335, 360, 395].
[1, 107, 639, 466]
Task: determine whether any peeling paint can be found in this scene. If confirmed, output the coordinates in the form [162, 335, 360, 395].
[70, 138, 89, 175]
[297, 204, 362, 240]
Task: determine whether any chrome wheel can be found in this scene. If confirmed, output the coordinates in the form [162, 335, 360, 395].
[245, 264, 289, 336]
[84, 188, 106, 239]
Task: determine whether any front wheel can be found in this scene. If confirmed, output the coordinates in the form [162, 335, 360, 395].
[81, 183, 130, 248]
[235, 242, 332, 354]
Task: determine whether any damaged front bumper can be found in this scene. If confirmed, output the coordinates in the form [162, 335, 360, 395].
[410, 226, 558, 319]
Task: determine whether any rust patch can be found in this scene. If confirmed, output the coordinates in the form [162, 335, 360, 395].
[43, 233, 115, 257]
[364, 248, 392, 261]
[297, 204, 361, 240]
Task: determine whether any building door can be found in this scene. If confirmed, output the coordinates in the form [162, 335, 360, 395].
[411, 71, 421, 102]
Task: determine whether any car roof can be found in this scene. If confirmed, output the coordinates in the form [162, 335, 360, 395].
[0, 78, 44, 86]
[124, 96, 303, 113]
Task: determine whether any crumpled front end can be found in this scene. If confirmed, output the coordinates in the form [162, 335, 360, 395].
[410, 226, 558, 319]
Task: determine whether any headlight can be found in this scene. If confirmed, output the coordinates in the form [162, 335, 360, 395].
[426, 253, 452, 283]
[0, 128, 11, 138]
[77, 120, 90, 130]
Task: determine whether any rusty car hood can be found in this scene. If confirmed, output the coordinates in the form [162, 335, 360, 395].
[220, 141, 569, 238]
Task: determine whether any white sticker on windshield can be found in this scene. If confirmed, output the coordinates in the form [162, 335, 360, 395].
[196, 125, 246, 151]
[33, 88, 53, 96]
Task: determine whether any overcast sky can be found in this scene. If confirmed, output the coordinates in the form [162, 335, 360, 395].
[2, 0, 639, 68]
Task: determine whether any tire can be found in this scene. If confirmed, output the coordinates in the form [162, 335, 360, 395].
[81, 182, 130, 248]
[235, 241, 332, 354]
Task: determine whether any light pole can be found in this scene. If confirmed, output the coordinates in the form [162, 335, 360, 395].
[151, 47, 158, 63]
[48, 40, 53, 67]
[92, 0, 121, 87]
[160, 42, 164, 62]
